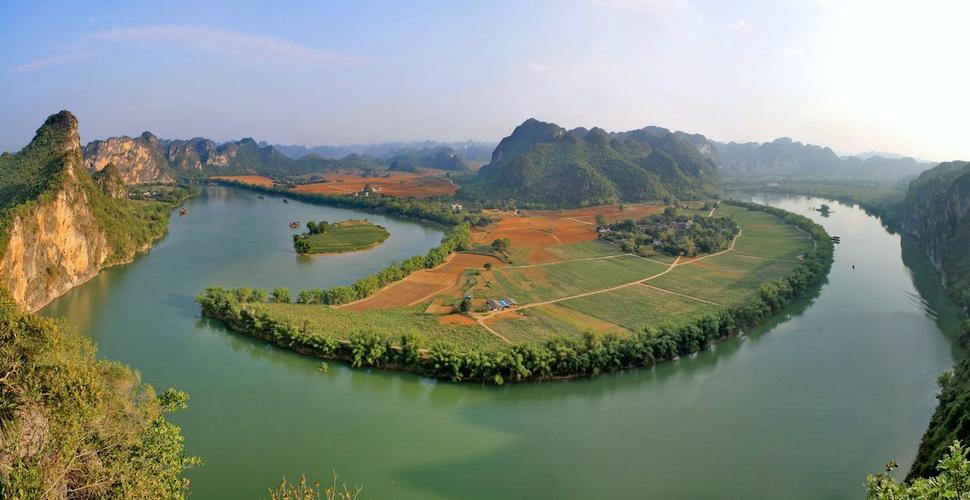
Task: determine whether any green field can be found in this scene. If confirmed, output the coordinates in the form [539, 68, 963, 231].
[489, 255, 668, 303]
[649, 253, 800, 306]
[295, 219, 390, 254]
[560, 284, 722, 331]
[488, 304, 629, 343]
[262, 303, 503, 350]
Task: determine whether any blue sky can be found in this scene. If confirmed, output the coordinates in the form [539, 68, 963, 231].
[2, 0, 967, 161]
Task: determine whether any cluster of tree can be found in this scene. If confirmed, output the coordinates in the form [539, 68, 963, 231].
[867, 441, 970, 498]
[293, 220, 331, 253]
[212, 178, 491, 227]
[601, 207, 739, 257]
[219, 222, 471, 307]
[0, 290, 199, 497]
[197, 201, 834, 384]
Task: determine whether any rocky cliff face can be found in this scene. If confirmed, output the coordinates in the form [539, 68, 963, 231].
[1, 183, 112, 312]
[0, 111, 167, 312]
[84, 131, 175, 184]
[900, 161, 970, 280]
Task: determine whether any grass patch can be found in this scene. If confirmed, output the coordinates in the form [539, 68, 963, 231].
[294, 219, 389, 254]
[547, 240, 624, 260]
[649, 253, 798, 306]
[262, 303, 503, 350]
[560, 285, 721, 331]
[489, 255, 668, 303]
[488, 304, 628, 343]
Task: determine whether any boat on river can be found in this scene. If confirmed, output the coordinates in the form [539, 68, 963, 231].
[178, 207, 188, 216]
[289, 221, 300, 229]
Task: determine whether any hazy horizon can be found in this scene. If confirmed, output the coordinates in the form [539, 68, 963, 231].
[2, 0, 967, 162]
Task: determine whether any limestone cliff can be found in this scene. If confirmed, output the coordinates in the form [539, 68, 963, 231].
[900, 161, 970, 292]
[0, 111, 169, 312]
[84, 131, 175, 185]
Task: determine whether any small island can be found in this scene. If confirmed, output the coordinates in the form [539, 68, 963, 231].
[292, 219, 390, 254]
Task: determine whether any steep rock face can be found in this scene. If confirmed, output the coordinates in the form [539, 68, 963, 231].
[900, 161, 970, 280]
[1, 185, 112, 312]
[84, 132, 175, 184]
[0, 111, 167, 312]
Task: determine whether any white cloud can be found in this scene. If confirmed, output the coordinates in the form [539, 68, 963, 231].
[9, 25, 360, 74]
[728, 19, 750, 32]
[8, 51, 97, 73]
[88, 25, 361, 66]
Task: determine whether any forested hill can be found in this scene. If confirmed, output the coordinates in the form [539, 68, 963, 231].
[85, 134, 473, 185]
[900, 160, 970, 479]
[460, 118, 720, 207]
[714, 137, 932, 181]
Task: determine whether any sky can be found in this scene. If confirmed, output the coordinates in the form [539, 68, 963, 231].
[1, 0, 968, 161]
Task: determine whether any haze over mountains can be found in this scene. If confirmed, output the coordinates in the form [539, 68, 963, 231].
[78, 118, 937, 204]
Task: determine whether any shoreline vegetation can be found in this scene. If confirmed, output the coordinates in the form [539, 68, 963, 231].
[196, 197, 834, 384]
[292, 219, 390, 255]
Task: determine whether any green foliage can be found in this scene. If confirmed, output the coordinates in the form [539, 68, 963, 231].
[292, 220, 389, 254]
[462, 119, 720, 208]
[0, 290, 198, 497]
[603, 210, 739, 257]
[868, 441, 970, 498]
[490, 237, 510, 252]
[269, 472, 361, 500]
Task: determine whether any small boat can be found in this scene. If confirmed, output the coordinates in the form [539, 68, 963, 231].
[289, 221, 300, 229]
[257, 195, 264, 200]
[178, 207, 188, 216]
[282, 198, 289, 204]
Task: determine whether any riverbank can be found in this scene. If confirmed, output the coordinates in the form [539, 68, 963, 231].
[197, 200, 834, 384]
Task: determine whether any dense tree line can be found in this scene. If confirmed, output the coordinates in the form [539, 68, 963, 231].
[197, 201, 833, 384]
[601, 207, 740, 256]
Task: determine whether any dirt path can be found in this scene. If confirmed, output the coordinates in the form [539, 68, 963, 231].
[477, 317, 512, 343]
[637, 283, 724, 307]
[478, 228, 743, 319]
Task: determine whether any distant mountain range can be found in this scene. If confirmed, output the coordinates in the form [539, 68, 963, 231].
[271, 140, 496, 163]
[460, 118, 720, 206]
[79, 120, 938, 200]
[83, 134, 473, 184]
[713, 137, 932, 181]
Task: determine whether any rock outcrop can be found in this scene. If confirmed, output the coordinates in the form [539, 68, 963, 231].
[900, 161, 970, 282]
[84, 131, 175, 185]
[0, 111, 168, 312]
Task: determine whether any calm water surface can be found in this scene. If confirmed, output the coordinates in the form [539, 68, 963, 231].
[43, 188, 963, 498]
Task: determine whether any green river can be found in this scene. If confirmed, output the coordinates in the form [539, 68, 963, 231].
[42, 187, 963, 498]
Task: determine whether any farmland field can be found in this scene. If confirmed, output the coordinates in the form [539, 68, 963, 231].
[295, 219, 390, 254]
[262, 303, 503, 350]
[259, 201, 816, 349]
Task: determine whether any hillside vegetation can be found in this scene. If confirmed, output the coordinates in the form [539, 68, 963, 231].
[461, 119, 720, 207]
[0, 290, 198, 498]
[900, 161, 970, 479]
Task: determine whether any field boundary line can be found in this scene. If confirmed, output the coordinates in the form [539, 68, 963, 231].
[505, 253, 632, 269]
[477, 317, 512, 343]
[637, 283, 724, 307]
